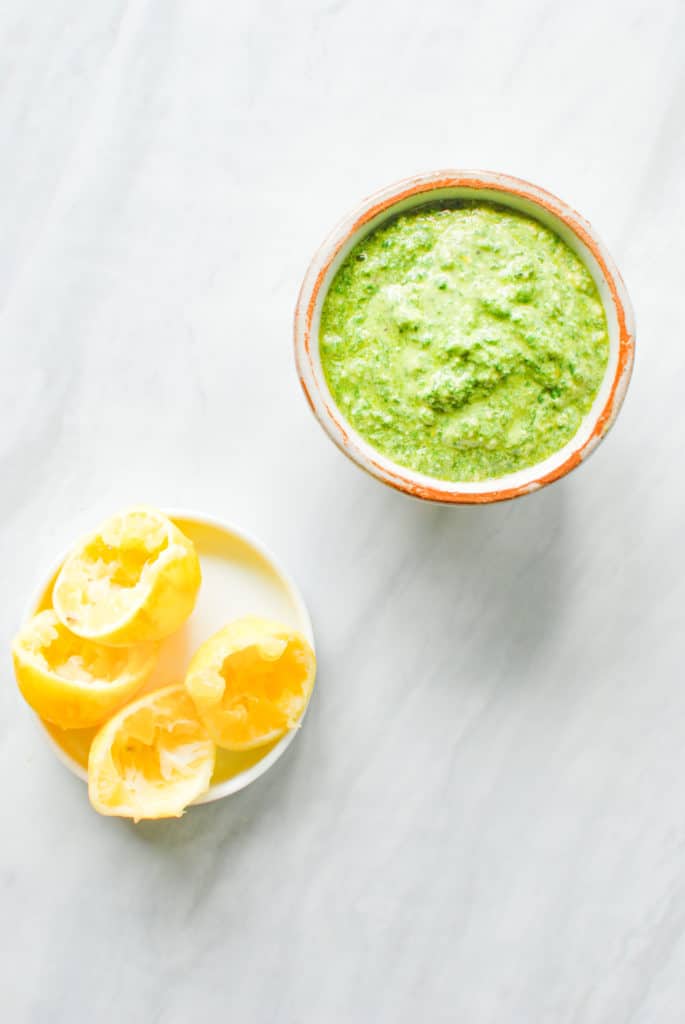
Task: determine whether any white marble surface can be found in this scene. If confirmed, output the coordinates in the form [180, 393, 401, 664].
[1, 1, 684, 1020]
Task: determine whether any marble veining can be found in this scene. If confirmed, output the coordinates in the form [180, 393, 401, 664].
[1, 1, 684, 1021]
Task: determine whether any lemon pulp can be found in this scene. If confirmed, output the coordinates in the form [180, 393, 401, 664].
[88, 685, 215, 820]
[45, 719, 279, 785]
[13, 610, 156, 728]
[185, 617, 316, 750]
[53, 507, 201, 646]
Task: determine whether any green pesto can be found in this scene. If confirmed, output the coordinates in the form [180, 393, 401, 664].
[319, 202, 610, 482]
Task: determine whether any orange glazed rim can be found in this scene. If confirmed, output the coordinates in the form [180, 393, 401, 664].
[294, 170, 635, 504]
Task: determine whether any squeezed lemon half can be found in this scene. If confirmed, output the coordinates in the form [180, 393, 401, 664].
[88, 684, 215, 821]
[13, 610, 157, 729]
[53, 507, 201, 646]
[185, 616, 316, 750]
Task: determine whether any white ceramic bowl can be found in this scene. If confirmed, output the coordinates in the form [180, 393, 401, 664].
[295, 170, 635, 504]
[26, 510, 315, 804]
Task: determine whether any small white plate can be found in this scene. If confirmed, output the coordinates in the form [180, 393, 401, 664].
[29, 510, 315, 804]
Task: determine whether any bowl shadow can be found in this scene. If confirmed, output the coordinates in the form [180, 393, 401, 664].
[329, 471, 571, 699]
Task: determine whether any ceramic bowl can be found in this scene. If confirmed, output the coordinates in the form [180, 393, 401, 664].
[294, 170, 635, 504]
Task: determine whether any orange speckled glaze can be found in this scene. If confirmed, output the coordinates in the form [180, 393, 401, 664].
[294, 170, 635, 504]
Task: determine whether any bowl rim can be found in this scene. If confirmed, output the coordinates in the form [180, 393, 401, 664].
[294, 169, 635, 504]
[25, 507, 315, 805]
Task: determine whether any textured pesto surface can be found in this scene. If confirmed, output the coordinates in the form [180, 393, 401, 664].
[320, 202, 610, 482]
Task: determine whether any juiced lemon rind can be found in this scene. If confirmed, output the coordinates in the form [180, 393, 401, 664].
[88, 684, 215, 821]
[185, 616, 316, 751]
[53, 507, 201, 646]
[13, 610, 157, 729]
